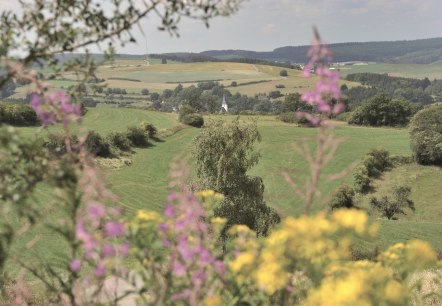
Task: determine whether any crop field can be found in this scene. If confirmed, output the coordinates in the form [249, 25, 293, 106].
[337, 62, 442, 79]
[54, 60, 361, 96]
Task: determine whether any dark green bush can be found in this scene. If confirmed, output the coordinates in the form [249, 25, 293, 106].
[409, 104, 442, 165]
[44, 133, 78, 157]
[361, 148, 391, 179]
[348, 94, 412, 127]
[180, 113, 204, 128]
[269, 90, 283, 99]
[85, 131, 111, 157]
[389, 155, 414, 166]
[278, 112, 313, 126]
[370, 185, 415, 220]
[0, 102, 38, 126]
[329, 184, 356, 210]
[353, 165, 370, 193]
[334, 111, 353, 122]
[140, 122, 158, 139]
[106, 132, 132, 152]
[126, 126, 149, 147]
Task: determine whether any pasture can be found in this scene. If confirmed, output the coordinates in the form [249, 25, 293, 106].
[337, 62, 442, 79]
[7, 107, 442, 278]
[59, 60, 361, 96]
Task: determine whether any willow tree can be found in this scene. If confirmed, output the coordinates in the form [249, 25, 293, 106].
[193, 118, 280, 236]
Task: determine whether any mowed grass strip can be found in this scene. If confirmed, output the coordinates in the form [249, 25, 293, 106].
[15, 107, 178, 137]
[338, 62, 442, 79]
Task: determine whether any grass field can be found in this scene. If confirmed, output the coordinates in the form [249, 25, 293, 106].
[56, 60, 361, 96]
[7, 108, 442, 279]
[337, 62, 442, 79]
[105, 113, 441, 251]
[10, 60, 442, 100]
[17, 107, 178, 138]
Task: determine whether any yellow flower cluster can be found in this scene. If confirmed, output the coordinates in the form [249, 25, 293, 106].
[306, 261, 409, 306]
[196, 189, 224, 207]
[226, 210, 375, 295]
[225, 209, 441, 303]
[331, 209, 367, 234]
[227, 224, 259, 285]
[136, 210, 161, 222]
[378, 240, 438, 279]
[254, 210, 379, 294]
[203, 294, 222, 306]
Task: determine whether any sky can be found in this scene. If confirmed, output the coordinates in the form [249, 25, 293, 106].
[2, 0, 442, 54]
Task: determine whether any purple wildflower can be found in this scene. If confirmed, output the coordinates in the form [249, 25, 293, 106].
[105, 221, 125, 237]
[70, 259, 82, 272]
[213, 260, 225, 275]
[167, 193, 178, 202]
[164, 204, 176, 218]
[162, 239, 171, 247]
[159, 222, 169, 233]
[87, 202, 106, 221]
[300, 28, 344, 125]
[198, 247, 211, 265]
[95, 264, 106, 277]
[192, 270, 206, 287]
[173, 261, 187, 277]
[119, 242, 130, 256]
[177, 236, 194, 260]
[102, 244, 116, 257]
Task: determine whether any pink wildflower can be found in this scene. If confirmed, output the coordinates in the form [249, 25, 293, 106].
[105, 221, 125, 237]
[87, 202, 106, 221]
[95, 264, 106, 277]
[70, 259, 82, 272]
[300, 28, 344, 125]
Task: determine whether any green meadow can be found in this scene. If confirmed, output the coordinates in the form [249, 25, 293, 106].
[5, 60, 442, 277]
[103, 111, 442, 252]
[7, 107, 442, 279]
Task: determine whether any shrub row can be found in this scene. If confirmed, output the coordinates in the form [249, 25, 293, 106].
[178, 105, 204, 128]
[0, 102, 38, 126]
[329, 148, 393, 210]
[278, 112, 313, 126]
[44, 122, 158, 158]
[353, 147, 392, 193]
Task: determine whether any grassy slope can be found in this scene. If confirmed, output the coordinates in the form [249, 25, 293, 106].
[352, 163, 442, 252]
[104, 113, 441, 251]
[7, 109, 180, 276]
[17, 107, 178, 137]
[9, 110, 442, 274]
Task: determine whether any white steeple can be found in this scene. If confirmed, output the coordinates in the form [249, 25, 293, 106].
[221, 94, 228, 112]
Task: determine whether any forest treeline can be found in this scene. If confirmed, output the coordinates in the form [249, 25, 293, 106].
[151, 37, 442, 64]
[343, 72, 442, 105]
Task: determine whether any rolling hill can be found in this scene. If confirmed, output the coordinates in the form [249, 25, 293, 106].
[153, 37, 442, 65]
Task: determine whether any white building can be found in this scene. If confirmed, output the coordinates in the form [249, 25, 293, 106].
[221, 94, 228, 112]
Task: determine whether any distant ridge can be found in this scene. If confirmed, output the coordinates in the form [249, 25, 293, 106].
[155, 37, 442, 64]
